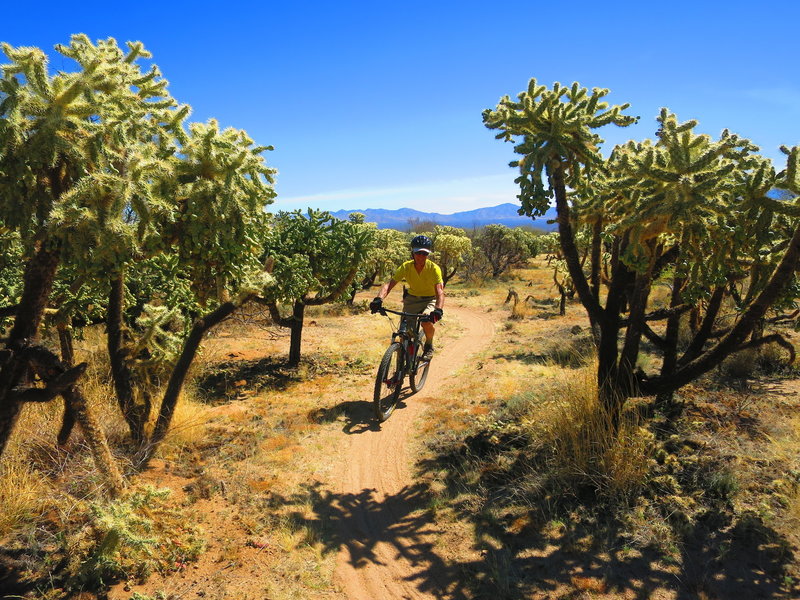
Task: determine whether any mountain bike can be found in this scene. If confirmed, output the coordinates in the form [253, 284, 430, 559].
[372, 307, 433, 421]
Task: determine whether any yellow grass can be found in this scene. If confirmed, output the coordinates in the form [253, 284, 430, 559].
[766, 412, 800, 464]
[524, 366, 652, 500]
[0, 457, 54, 535]
[158, 395, 215, 457]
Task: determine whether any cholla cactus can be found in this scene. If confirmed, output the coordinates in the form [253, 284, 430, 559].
[0, 36, 276, 470]
[483, 79, 638, 217]
[431, 225, 473, 285]
[261, 209, 375, 365]
[487, 78, 800, 427]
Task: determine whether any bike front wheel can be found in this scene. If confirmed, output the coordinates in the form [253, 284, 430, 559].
[374, 342, 403, 421]
[410, 335, 431, 393]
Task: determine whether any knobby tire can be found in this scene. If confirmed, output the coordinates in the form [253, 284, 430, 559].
[374, 342, 403, 421]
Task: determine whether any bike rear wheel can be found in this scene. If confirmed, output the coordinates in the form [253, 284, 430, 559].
[410, 333, 430, 393]
[374, 342, 403, 421]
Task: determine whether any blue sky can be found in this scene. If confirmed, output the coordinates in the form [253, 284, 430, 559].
[3, 1, 798, 214]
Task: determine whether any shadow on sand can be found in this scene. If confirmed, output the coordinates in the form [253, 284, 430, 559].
[261, 477, 797, 599]
[307, 388, 418, 435]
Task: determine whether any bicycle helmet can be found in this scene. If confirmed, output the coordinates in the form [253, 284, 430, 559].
[410, 235, 433, 254]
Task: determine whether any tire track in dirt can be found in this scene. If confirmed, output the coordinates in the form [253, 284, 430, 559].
[333, 305, 495, 599]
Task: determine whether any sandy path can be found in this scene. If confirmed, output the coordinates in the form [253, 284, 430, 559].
[333, 305, 495, 599]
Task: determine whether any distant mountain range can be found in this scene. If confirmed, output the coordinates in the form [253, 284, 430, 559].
[326, 189, 796, 231]
[330, 203, 558, 231]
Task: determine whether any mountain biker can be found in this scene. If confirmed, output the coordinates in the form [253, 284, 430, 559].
[369, 235, 444, 361]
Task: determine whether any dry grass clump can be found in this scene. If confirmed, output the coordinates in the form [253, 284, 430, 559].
[508, 299, 530, 320]
[718, 343, 796, 382]
[0, 458, 56, 536]
[155, 395, 215, 459]
[529, 367, 652, 501]
[542, 333, 594, 369]
[424, 364, 653, 514]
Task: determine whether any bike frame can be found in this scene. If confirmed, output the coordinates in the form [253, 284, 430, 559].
[372, 307, 434, 421]
[379, 307, 431, 377]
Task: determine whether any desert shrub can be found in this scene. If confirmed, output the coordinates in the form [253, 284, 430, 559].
[543, 334, 594, 368]
[704, 468, 740, 500]
[508, 301, 530, 320]
[529, 368, 652, 502]
[69, 486, 204, 590]
[720, 349, 758, 380]
[719, 343, 795, 381]
[462, 248, 493, 285]
[756, 342, 795, 374]
[503, 390, 536, 419]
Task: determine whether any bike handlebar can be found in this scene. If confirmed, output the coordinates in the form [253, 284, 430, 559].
[376, 307, 432, 322]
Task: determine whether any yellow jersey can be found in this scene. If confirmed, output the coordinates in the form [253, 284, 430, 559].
[392, 260, 443, 297]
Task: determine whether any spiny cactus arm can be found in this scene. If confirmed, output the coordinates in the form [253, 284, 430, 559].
[759, 196, 800, 218]
[10, 362, 87, 403]
[779, 145, 799, 193]
[306, 265, 360, 306]
[0, 43, 51, 97]
[643, 219, 800, 395]
[143, 293, 256, 464]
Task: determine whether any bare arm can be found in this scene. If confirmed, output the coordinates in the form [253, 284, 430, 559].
[435, 283, 444, 310]
[376, 279, 398, 300]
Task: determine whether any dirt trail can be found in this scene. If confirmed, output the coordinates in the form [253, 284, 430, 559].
[333, 305, 495, 599]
